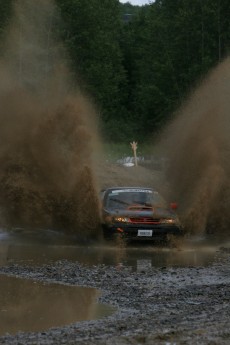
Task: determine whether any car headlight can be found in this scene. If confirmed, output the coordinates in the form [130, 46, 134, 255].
[113, 216, 130, 223]
[161, 218, 179, 225]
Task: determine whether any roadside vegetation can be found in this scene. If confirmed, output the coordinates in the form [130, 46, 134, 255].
[0, 0, 230, 143]
[102, 141, 161, 162]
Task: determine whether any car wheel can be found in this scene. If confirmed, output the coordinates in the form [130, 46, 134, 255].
[166, 234, 183, 249]
[113, 233, 127, 247]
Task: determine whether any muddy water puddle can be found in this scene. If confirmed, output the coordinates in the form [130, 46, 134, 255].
[0, 275, 114, 336]
[0, 228, 225, 270]
[105, 239, 222, 271]
[0, 230, 224, 335]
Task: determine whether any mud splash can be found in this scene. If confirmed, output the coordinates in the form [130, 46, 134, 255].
[0, 0, 101, 239]
[159, 58, 230, 236]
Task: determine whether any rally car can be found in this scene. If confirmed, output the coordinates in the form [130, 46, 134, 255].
[101, 187, 183, 243]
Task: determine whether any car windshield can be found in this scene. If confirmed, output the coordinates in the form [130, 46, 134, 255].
[105, 189, 167, 210]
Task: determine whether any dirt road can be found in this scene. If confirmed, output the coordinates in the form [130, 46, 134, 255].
[0, 245, 229, 344]
[95, 161, 163, 191]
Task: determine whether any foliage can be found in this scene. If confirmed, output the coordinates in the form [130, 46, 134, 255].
[55, 0, 128, 140]
[103, 141, 158, 162]
[0, 0, 13, 40]
[0, 0, 230, 141]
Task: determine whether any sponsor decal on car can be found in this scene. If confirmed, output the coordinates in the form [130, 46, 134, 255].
[111, 189, 153, 194]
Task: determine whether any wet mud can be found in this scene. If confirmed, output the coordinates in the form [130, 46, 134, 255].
[0, 230, 219, 269]
[0, 275, 114, 336]
[0, 0, 101, 239]
[0, 250, 229, 344]
[159, 58, 230, 236]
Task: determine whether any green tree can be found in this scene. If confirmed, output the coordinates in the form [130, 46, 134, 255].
[121, 3, 181, 137]
[0, 0, 13, 41]
[120, 0, 230, 139]
[56, 0, 129, 140]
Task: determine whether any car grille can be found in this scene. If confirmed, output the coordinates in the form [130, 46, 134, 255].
[129, 217, 160, 224]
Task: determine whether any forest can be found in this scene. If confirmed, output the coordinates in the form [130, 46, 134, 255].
[0, 0, 230, 142]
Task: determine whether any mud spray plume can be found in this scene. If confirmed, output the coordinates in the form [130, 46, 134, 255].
[0, 0, 101, 240]
[159, 58, 230, 236]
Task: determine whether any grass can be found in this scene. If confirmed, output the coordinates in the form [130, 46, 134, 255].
[102, 141, 162, 162]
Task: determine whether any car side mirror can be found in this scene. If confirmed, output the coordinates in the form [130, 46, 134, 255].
[170, 202, 178, 210]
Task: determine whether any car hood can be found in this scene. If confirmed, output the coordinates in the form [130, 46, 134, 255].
[103, 207, 176, 219]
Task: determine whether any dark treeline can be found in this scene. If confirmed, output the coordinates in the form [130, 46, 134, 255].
[1, 0, 230, 141]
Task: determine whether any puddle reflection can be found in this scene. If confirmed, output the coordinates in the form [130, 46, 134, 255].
[0, 229, 226, 335]
[0, 243, 220, 272]
[0, 275, 114, 336]
[107, 244, 218, 271]
[0, 228, 226, 270]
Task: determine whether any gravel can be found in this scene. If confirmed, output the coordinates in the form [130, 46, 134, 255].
[0, 248, 229, 344]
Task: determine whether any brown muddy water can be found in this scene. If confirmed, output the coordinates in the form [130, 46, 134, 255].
[0, 275, 114, 336]
[0, 229, 226, 335]
[0, 228, 225, 270]
[159, 58, 230, 238]
[0, 0, 101, 240]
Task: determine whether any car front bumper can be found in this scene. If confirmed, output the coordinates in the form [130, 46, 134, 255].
[102, 223, 183, 241]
